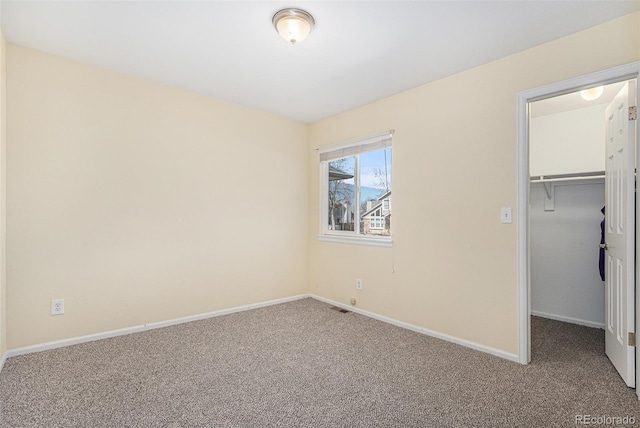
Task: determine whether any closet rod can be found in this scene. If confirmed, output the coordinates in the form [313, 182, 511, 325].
[533, 175, 605, 183]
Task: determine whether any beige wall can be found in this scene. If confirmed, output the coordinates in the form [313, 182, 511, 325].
[3, 12, 639, 356]
[530, 105, 606, 176]
[0, 33, 6, 359]
[308, 12, 640, 355]
[6, 45, 309, 349]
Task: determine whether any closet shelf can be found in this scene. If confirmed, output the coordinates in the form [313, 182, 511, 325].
[530, 171, 605, 184]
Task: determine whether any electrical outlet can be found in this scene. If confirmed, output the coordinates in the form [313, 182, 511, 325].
[51, 299, 64, 315]
[350, 298, 356, 306]
[356, 279, 362, 290]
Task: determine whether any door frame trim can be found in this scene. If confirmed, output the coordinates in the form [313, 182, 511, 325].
[516, 62, 640, 387]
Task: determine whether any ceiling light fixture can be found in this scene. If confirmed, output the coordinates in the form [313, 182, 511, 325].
[580, 86, 604, 101]
[272, 8, 315, 45]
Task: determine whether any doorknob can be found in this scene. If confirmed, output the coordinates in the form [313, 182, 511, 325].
[600, 243, 609, 250]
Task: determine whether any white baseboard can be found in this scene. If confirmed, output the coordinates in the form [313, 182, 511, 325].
[531, 310, 605, 329]
[3, 293, 520, 366]
[0, 350, 6, 373]
[309, 294, 520, 363]
[5, 294, 310, 359]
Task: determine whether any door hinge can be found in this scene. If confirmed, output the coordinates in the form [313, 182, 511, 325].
[630, 106, 637, 121]
[629, 332, 636, 347]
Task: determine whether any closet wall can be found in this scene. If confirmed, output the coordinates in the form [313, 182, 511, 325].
[530, 103, 606, 328]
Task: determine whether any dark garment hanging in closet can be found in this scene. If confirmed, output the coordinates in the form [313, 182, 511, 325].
[599, 206, 605, 281]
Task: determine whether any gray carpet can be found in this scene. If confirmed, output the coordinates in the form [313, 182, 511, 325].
[0, 298, 638, 427]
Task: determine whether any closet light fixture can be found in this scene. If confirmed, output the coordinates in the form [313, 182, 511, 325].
[580, 86, 604, 101]
[272, 8, 315, 44]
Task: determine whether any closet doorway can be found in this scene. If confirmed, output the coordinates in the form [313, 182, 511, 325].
[528, 79, 636, 387]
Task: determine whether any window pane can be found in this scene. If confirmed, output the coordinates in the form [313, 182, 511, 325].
[359, 148, 392, 236]
[327, 157, 355, 231]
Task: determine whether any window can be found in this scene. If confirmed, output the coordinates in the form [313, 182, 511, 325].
[319, 131, 392, 246]
[370, 216, 385, 229]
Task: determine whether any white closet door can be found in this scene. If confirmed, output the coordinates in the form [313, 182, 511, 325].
[604, 80, 636, 388]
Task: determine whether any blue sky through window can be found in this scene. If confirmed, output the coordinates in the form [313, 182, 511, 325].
[360, 148, 391, 203]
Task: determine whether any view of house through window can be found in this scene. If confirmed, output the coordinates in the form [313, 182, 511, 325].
[326, 146, 392, 236]
[328, 157, 356, 231]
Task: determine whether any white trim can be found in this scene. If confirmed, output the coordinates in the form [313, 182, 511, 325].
[5, 294, 309, 358]
[317, 234, 392, 248]
[517, 82, 531, 365]
[309, 294, 519, 363]
[531, 310, 605, 330]
[320, 160, 328, 234]
[0, 351, 7, 373]
[355, 154, 361, 234]
[516, 62, 640, 368]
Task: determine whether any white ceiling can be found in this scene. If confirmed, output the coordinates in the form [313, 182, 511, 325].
[2, 1, 640, 123]
[531, 81, 629, 118]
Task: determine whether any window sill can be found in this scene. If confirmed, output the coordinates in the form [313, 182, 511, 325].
[317, 234, 392, 248]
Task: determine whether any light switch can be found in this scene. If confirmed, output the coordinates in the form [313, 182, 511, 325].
[500, 207, 512, 224]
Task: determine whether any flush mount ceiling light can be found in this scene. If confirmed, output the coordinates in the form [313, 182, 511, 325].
[272, 8, 315, 45]
[580, 86, 604, 101]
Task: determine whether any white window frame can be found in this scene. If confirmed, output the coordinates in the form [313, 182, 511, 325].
[318, 130, 393, 247]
